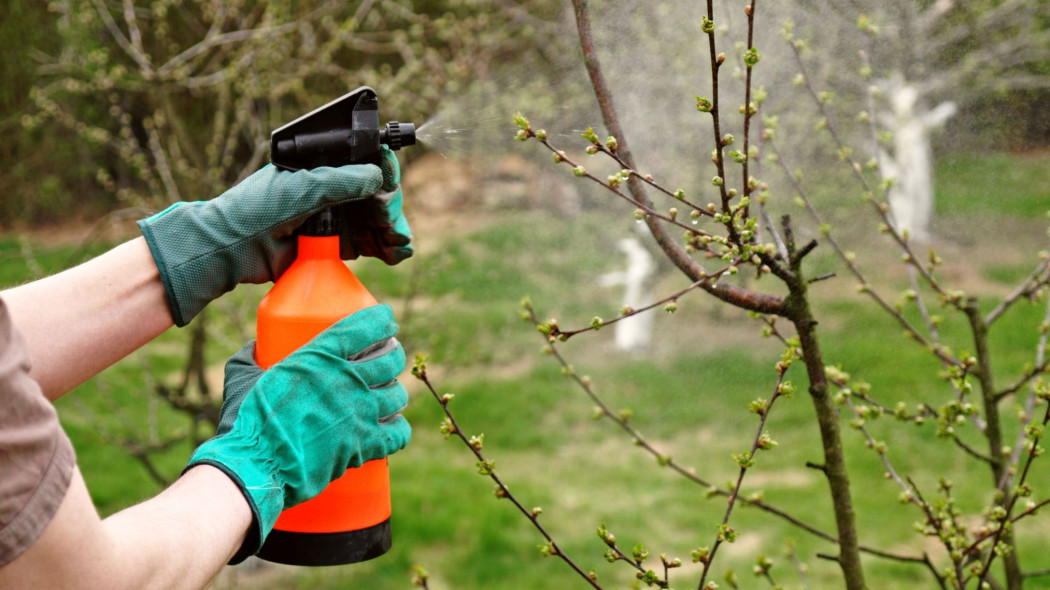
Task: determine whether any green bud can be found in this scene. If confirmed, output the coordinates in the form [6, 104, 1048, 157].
[639, 570, 659, 585]
[476, 459, 495, 476]
[605, 136, 618, 151]
[573, 165, 586, 177]
[439, 417, 456, 439]
[597, 523, 616, 546]
[535, 129, 548, 141]
[732, 451, 755, 468]
[411, 353, 429, 377]
[744, 47, 761, 67]
[717, 523, 738, 543]
[591, 316, 604, 330]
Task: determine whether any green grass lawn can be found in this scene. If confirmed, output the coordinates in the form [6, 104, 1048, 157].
[4, 149, 1050, 589]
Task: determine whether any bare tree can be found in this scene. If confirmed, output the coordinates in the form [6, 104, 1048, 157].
[413, 1, 1050, 589]
[785, 0, 1050, 243]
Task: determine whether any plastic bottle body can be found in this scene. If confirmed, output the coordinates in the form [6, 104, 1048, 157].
[254, 235, 392, 566]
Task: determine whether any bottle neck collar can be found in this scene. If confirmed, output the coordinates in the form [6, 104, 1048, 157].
[296, 235, 341, 260]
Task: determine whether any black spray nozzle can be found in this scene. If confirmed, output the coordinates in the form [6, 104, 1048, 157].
[271, 86, 417, 171]
[379, 121, 416, 151]
[270, 86, 417, 236]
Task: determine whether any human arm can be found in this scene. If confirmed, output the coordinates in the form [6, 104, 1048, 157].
[0, 465, 251, 590]
[0, 237, 172, 401]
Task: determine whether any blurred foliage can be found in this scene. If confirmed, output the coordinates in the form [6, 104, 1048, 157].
[781, 0, 1050, 150]
[0, 0, 565, 227]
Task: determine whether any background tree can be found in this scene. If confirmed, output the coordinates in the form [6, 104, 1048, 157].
[783, 0, 1050, 243]
[412, 1, 1050, 589]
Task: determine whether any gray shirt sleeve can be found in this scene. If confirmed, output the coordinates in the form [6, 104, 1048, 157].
[0, 297, 76, 567]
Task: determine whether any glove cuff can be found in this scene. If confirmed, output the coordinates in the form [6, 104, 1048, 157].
[138, 210, 193, 327]
[184, 440, 285, 563]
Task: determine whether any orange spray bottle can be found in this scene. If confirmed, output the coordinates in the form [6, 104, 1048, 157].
[254, 87, 416, 566]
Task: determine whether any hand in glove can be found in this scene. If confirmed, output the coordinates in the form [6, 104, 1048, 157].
[338, 145, 413, 265]
[138, 150, 412, 327]
[184, 304, 411, 563]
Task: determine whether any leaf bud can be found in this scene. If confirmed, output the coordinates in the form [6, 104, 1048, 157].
[744, 47, 761, 67]
[513, 112, 530, 131]
[476, 459, 495, 476]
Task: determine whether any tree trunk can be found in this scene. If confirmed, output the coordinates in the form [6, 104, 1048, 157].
[879, 79, 957, 244]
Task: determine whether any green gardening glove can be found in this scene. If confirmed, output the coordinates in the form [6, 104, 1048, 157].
[138, 153, 412, 327]
[339, 146, 414, 265]
[185, 304, 412, 563]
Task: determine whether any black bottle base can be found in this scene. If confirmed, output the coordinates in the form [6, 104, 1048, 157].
[257, 519, 392, 566]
